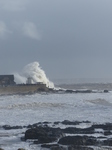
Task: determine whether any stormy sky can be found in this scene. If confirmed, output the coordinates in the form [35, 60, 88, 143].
[0, 0, 112, 81]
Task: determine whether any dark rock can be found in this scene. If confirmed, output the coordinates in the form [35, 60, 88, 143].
[62, 127, 77, 134]
[58, 136, 87, 145]
[27, 122, 51, 128]
[21, 136, 25, 141]
[58, 136, 97, 146]
[43, 121, 51, 124]
[68, 146, 94, 150]
[33, 140, 38, 144]
[18, 149, 25, 150]
[82, 121, 91, 123]
[41, 144, 59, 148]
[54, 121, 60, 125]
[25, 127, 47, 140]
[3, 125, 23, 130]
[34, 136, 57, 144]
[97, 136, 106, 139]
[62, 120, 91, 125]
[23, 121, 112, 148]
[85, 138, 97, 145]
[25, 126, 64, 143]
[103, 138, 112, 146]
[50, 146, 66, 150]
[27, 125, 32, 128]
[27, 122, 41, 128]
[66, 90, 74, 93]
[104, 130, 112, 136]
[104, 90, 109, 93]
[62, 126, 94, 134]
[92, 123, 112, 130]
[75, 90, 92, 93]
[38, 136, 57, 144]
[62, 120, 80, 125]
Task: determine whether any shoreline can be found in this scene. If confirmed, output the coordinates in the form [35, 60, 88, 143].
[1, 120, 112, 150]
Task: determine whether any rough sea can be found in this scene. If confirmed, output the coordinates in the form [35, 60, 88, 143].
[0, 83, 112, 150]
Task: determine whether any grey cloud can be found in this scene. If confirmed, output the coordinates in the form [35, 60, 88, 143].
[0, 0, 112, 81]
[0, 0, 29, 11]
[0, 21, 12, 39]
[22, 22, 42, 40]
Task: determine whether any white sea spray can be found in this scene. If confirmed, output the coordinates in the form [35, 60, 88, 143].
[14, 61, 54, 88]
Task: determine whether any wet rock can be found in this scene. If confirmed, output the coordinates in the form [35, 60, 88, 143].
[65, 90, 74, 93]
[92, 123, 112, 130]
[50, 146, 66, 150]
[43, 121, 51, 124]
[58, 136, 97, 146]
[75, 90, 92, 93]
[97, 136, 106, 139]
[84, 90, 92, 93]
[25, 127, 47, 140]
[25, 126, 64, 143]
[41, 144, 59, 148]
[61, 120, 81, 125]
[54, 121, 61, 125]
[34, 136, 56, 144]
[22, 121, 112, 148]
[58, 136, 87, 145]
[38, 136, 57, 144]
[61, 120, 91, 125]
[21, 136, 25, 141]
[103, 138, 112, 146]
[85, 137, 97, 145]
[65, 89, 92, 93]
[62, 126, 95, 134]
[3, 125, 23, 130]
[27, 122, 42, 128]
[104, 130, 112, 136]
[27, 122, 51, 128]
[104, 90, 109, 93]
[68, 146, 94, 150]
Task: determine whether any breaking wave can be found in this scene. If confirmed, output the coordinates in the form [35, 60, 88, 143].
[0, 102, 65, 110]
[14, 62, 54, 88]
[87, 99, 112, 106]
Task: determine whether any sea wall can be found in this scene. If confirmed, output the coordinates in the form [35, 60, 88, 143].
[0, 84, 48, 95]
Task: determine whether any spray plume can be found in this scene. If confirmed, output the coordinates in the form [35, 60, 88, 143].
[14, 62, 54, 88]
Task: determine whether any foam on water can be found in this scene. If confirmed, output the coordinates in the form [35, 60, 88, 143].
[0, 92, 112, 125]
[0, 92, 112, 149]
[87, 98, 112, 106]
[0, 102, 65, 110]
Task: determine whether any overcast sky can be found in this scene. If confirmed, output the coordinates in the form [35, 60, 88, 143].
[0, 0, 112, 81]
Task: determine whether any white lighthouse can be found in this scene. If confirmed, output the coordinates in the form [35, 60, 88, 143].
[26, 77, 33, 84]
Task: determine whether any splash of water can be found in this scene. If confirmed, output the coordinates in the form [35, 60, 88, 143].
[14, 62, 54, 88]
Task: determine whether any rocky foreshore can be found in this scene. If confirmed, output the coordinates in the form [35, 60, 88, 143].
[1, 120, 112, 150]
[49, 88, 109, 94]
[0, 87, 109, 96]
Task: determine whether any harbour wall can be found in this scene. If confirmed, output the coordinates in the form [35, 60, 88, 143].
[0, 84, 49, 95]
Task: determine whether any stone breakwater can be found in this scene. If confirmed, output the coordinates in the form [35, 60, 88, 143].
[0, 83, 109, 96]
[2, 120, 112, 150]
[0, 84, 49, 95]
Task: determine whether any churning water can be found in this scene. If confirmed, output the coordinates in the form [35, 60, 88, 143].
[0, 91, 112, 149]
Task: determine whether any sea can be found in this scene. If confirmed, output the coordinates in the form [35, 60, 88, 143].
[1, 82, 112, 150]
